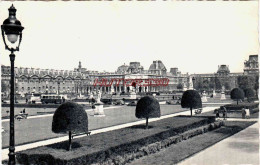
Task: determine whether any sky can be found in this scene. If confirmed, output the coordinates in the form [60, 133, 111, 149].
[0, 1, 258, 74]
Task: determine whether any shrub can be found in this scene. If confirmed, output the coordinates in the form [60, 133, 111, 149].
[244, 88, 255, 102]
[181, 90, 202, 116]
[52, 101, 88, 150]
[136, 96, 161, 129]
[230, 88, 245, 105]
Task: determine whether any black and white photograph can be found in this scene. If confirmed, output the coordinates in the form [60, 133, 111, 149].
[0, 1, 259, 165]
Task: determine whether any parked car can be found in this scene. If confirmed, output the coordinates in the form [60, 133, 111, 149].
[115, 100, 125, 105]
[166, 99, 181, 105]
[127, 101, 137, 106]
[146, 92, 160, 96]
[2, 100, 9, 104]
[166, 100, 175, 105]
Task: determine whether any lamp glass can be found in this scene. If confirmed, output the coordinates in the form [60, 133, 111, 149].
[7, 34, 18, 43]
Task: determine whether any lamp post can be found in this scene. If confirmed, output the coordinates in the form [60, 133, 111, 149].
[58, 81, 60, 95]
[1, 4, 24, 165]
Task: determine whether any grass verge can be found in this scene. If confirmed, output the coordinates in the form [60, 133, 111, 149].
[16, 116, 215, 164]
[127, 121, 256, 165]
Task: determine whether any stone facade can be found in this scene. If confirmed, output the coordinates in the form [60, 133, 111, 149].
[1, 55, 258, 96]
[244, 55, 259, 75]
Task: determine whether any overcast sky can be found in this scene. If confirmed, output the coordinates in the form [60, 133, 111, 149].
[0, 1, 258, 74]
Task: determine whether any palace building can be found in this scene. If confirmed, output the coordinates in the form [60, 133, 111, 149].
[1, 55, 258, 97]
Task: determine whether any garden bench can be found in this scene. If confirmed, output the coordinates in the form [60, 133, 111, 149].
[15, 113, 28, 120]
[71, 131, 91, 139]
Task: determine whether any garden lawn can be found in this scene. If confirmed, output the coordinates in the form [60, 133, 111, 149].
[2, 105, 187, 148]
[128, 121, 256, 165]
[16, 116, 215, 164]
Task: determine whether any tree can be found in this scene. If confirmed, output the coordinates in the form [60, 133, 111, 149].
[254, 75, 259, 96]
[208, 79, 215, 91]
[194, 78, 203, 93]
[244, 88, 255, 102]
[181, 90, 202, 116]
[1, 81, 8, 93]
[177, 83, 183, 90]
[230, 88, 245, 105]
[135, 96, 161, 129]
[237, 75, 255, 90]
[215, 78, 222, 91]
[52, 102, 88, 150]
[202, 80, 209, 92]
[224, 82, 231, 91]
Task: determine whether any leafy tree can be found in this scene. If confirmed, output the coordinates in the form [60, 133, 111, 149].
[194, 78, 203, 93]
[215, 78, 222, 91]
[1, 81, 8, 93]
[177, 83, 183, 90]
[202, 80, 209, 92]
[244, 88, 255, 102]
[209, 79, 215, 90]
[135, 96, 161, 129]
[52, 102, 88, 150]
[181, 90, 202, 116]
[230, 88, 245, 105]
[224, 82, 231, 91]
[237, 75, 255, 91]
[254, 75, 259, 95]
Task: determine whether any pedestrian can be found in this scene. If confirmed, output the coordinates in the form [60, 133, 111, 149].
[245, 106, 250, 119]
[221, 106, 227, 120]
[242, 107, 246, 119]
[23, 108, 26, 114]
[216, 109, 220, 119]
[26, 98, 28, 103]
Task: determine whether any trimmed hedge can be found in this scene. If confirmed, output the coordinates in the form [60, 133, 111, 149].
[136, 96, 161, 119]
[136, 96, 161, 129]
[181, 90, 202, 116]
[16, 116, 215, 165]
[230, 88, 245, 104]
[52, 102, 88, 134]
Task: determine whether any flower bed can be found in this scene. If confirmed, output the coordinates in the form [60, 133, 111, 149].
[16, 116, 215, 165]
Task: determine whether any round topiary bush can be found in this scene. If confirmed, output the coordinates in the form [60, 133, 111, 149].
[135, 96, 161, 129]
[230, 88, 245, 105]
[181, 90, 202, 116]
[244, 88, 255, 102]
[52, 101, 88, 150]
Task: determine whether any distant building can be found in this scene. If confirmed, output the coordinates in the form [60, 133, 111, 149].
[149, 60, 167, 76]
[1, 55, 257, 96]
[244, 55, 259, 75]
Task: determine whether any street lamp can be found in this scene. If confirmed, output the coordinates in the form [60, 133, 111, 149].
[57, 81, 60, 95]
[1, 4, 24, 165]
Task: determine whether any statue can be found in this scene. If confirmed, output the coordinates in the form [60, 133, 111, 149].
[188, 77, 193, 90]
[97, 90, 102, 103]
[220, 86, 226, 100]
[202, 91, 207, 102]
[94, 90, 105, 117]
[221, 86, 225, 93]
